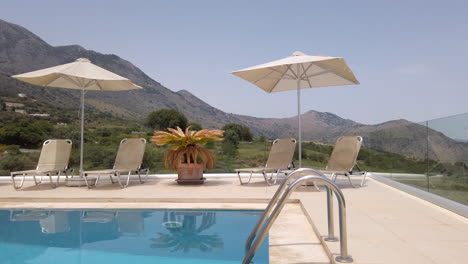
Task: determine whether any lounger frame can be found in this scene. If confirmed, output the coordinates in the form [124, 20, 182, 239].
[83, 138, 149, 188]
[10, 139, 73, 190]
[326, 136, 367, 188]
[236, 138, 296, 185]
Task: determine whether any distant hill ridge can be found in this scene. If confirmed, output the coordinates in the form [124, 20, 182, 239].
[0, 19, 466, 162]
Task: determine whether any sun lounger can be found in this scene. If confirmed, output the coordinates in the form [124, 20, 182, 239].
[283, 136, 367, 189]
[83, 138, 148, 188]
[10, 139, 73, 190]
[287, 136, 367, 188]
[321, 136, 367, 187]
[235, 138, 296, 185]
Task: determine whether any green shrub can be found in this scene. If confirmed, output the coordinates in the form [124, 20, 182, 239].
[222, 123, 253, 141]
[146, 109, 188, 130]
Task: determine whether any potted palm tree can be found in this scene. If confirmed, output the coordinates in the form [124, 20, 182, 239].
[151, 126, 224, 184]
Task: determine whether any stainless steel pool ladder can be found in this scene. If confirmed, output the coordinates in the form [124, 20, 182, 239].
[243, 168, 353, 264]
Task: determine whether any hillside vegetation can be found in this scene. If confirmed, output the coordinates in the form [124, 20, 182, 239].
[1, 105, 466, 205]
[0, 108, 464, 177]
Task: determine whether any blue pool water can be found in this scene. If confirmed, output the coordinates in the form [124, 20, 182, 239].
[0, 209, 269, 264]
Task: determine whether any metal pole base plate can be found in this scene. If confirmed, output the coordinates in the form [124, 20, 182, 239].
[324, 236, 339, 242]
[65, 177, 96, 187]
[335, 255, 353, 263]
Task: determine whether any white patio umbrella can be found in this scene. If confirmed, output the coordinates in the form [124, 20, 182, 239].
[12, 58, 142, 175]
[232, 51, 359, 167]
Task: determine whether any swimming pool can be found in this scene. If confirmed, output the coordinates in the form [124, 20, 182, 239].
[0, 209, 269, 264]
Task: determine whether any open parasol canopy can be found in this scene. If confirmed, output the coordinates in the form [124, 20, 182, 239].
[232, 51, 359, 167]
[12, 58, 142, 175]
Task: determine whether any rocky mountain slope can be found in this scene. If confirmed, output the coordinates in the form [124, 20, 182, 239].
[0, 19, 466, 163]
[0, 19, 362, 137]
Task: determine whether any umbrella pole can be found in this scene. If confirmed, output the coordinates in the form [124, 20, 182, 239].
[297, 78, 302, 168]
[80, 89, 85, 176]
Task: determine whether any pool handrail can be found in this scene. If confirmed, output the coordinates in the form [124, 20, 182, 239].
[243, 168, 353, 263]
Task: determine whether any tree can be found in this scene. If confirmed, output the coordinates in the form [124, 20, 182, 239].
[223, 130, 240, 147]
[222, 123, 253, 141]
[222, 130, 240, 157]
[146, 109, 188, 130]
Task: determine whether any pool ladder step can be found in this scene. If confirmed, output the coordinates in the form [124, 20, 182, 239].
[243, 168, 353, 264]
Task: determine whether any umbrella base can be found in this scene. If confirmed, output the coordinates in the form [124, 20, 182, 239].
[65, 177, 96, 187]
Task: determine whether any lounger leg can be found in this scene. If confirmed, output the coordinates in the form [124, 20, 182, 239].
[93, 175, 101, 188]
[269, 170, 281, 185]
[11, 174, 25, 190]
[115, 172, 125, 188]
[237, 172, 253, 185]
[263, 172, 275, 186]
[137, 170, 143, 184]
[347, 174, 359, 188]
[56, 172, 61, 185]
[274, 170, 285, 185]
[33, 175, 39, 185]
[124, 171, 131, 187]
[340, 173, 359, 188]
[331, 173, 343, 184]
[313, 181, 320, 191]
[360, 172, 367, 187]
[274, 170, 280, 185]
[138, 169, 148, 184]
[47, 173, 56, 188]
[83, 174, 92, 189]
[109, 174, 116, 184]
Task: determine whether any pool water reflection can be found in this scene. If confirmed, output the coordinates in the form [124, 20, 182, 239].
[0, 209, 269, 264]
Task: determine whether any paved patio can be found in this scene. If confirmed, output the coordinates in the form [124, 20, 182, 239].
[0, 174, 466, 264]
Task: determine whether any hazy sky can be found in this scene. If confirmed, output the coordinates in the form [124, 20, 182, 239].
[1, 0, 467, 125]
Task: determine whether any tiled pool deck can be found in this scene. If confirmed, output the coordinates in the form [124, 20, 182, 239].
[0, 174, 466, 264]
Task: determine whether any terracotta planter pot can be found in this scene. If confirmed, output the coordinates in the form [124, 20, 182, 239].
[177, 163, 204, 181]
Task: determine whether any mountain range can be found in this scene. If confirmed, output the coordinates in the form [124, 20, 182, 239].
[0, 19, 466, 163]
